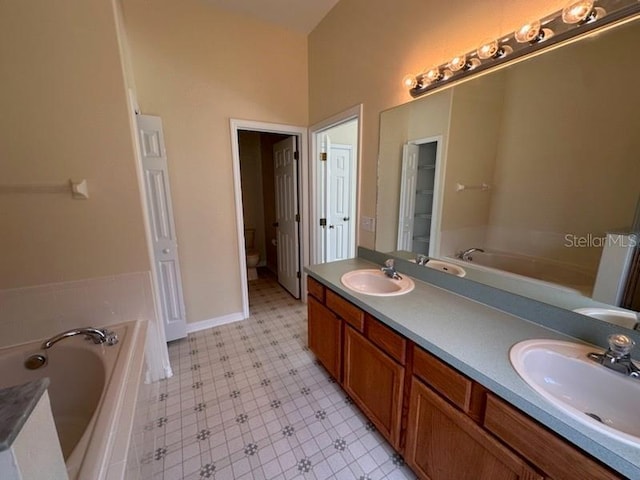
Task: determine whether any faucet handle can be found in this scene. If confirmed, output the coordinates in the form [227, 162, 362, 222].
[608, 334, 635, 357]
[384, 259, 395, 268]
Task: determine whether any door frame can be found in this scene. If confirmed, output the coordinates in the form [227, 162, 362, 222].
[309, 104, 363, 264]
[230, 119, 309, 318]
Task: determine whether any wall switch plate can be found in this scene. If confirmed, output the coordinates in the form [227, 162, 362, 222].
[361, 216, 375, 232]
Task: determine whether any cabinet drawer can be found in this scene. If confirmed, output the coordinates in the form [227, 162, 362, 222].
[412, 345, 485, 421]
[326, 289, 364, 332]
[484, 394, 622, 480]
[307, 276, 325, 303]
[366, 314, 406, 365]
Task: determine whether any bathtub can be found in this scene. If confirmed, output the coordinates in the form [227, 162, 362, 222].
[0, 320, 146, 480]
[447, 249, 596, 295]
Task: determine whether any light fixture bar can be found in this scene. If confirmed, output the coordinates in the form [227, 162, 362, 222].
[408, 0, 640, 98]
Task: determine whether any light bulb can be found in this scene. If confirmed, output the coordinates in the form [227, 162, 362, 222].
[402, 74, 418, 89]
[425, 67, 443, 83]
[515, 20, 554, 44]
[477, 39, 512, 60]
[449, 55, 467, 72]
[562, 0, 604, 24]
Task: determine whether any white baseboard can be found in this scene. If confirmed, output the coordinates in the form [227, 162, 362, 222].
[186, 312, 245, 333]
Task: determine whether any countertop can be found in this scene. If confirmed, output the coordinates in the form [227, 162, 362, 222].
[305, 257, 640, 479]
[0, 378, 49, 451]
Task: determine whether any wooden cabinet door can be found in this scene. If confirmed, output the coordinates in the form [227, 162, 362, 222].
[307, 295, 342, 381]
[405, 378, 542, 480]
[343, 325, 404, 449]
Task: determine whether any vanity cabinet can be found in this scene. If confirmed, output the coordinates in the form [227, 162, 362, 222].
[343, 322, 404, 449]
[484, 395, 621, 480]
[305, 277, 624, 480]
[405, 377, 543, 480]
[307, 295, 342, 381]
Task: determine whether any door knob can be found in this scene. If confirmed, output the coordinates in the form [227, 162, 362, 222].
[162, 248, 170, 254]
[329, 225, 335, 229]
[343, 217, 350, 221]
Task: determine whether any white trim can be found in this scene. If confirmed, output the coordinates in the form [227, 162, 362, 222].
[186, 312, 245, 333]
[309, 105, 363, 265]
[230, 119, 309, 315]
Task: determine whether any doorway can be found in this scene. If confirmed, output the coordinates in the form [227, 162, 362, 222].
[231, 120, 309, 318]
[309, 105, 362, 264]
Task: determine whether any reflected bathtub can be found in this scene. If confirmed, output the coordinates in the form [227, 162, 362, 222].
[0, 320, 144, 479]
[448, 249, 596, 295]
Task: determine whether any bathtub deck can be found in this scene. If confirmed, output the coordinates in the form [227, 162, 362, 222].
[140, 270, 415, 480]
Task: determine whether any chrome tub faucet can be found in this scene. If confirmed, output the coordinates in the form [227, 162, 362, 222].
[42, 327, 118, 350]
[457, 247, 485, 261]
[588, 333, 640, 378]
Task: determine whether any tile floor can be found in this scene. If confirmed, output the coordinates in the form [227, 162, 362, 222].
[141, 271, 416, 480]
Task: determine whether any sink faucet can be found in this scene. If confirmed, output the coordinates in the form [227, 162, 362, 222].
[587, 333, 640, 378]
[42, 327, 118, 350]
[457, 248, 485, 261]
[381, 259, 402, 280]
[415, 254, 430, 266]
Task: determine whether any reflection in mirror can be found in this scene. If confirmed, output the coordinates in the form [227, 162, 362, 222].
[376, 16, 640, 326]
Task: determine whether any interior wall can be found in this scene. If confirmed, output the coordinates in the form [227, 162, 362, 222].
[122, 0, 308, 324]
[0, 0, 149, 289]
[309, 0, 568, 250]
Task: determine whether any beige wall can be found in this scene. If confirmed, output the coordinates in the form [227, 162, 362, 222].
[309, 0, 568, 250]
[122, 0, 308, 323]
[0, 0, 149, 289]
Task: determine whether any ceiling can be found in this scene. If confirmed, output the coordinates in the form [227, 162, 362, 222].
[201, 0, 341, 34]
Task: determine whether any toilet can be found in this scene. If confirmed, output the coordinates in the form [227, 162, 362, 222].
[245, 228, 260, 281]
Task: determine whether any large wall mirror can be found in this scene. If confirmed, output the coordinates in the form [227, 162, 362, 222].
[375, 14, 640, 326]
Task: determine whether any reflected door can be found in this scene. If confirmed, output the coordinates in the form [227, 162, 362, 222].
[397, 141, 438, 255]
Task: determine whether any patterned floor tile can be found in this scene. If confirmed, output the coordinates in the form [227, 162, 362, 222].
[140, 269, 416, 479]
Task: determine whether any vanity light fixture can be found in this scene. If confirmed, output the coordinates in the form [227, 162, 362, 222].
[405, 0, 637, 98]
[562, 0, 606, 24]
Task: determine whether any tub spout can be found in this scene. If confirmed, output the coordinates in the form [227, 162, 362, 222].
[42, 327, 118, 349]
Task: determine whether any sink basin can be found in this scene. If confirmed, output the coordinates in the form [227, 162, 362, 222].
[340, 269, 415, 296]
[574, 307, 638, 329]
[425, 260, 466, 277]
[510, 339, 640, 446]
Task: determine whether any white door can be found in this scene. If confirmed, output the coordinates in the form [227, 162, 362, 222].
[397, 143, 420, 251]
[326, 143, 354, 262]
[274, 136, 300, 298]
[137, 115, 187, 341]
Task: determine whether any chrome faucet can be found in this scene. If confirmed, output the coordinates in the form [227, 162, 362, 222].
[42, 327, 118, 350]
[457, 247, 485, 261]
[381, 259, 402, 280]
[415, 254, 430, 266]
[587, 333, 640, 378]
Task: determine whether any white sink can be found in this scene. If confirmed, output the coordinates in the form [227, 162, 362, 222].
[510, 339, 640, 446]
[574, 307, 638, 330]
[340, 269, 415, 296]
[425, 260, 466, 277]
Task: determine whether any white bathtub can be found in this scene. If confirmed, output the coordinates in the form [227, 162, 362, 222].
[0, 320, 146, 480]
[447, 249, 596, 295]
